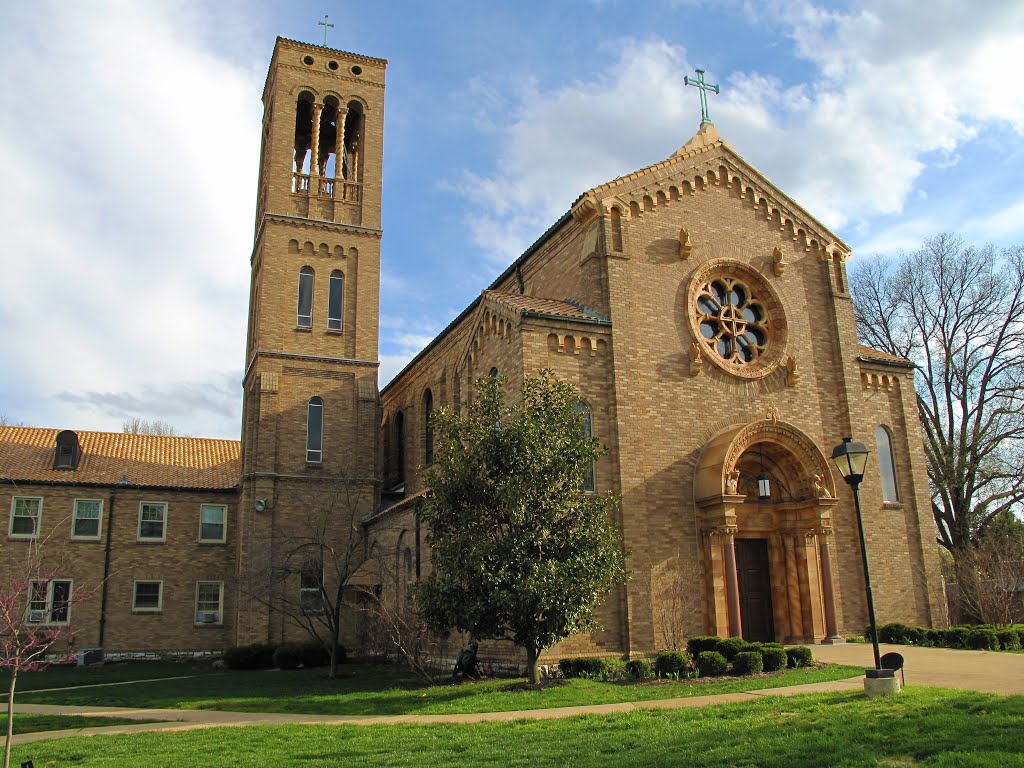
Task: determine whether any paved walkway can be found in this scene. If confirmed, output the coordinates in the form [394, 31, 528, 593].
[7, 644, 1022, 746]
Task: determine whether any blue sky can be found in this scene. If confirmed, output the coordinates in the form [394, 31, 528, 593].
[1, 0, 1023, 439]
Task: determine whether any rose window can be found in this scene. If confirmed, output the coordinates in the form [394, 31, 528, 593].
[696, 278, 768, 366]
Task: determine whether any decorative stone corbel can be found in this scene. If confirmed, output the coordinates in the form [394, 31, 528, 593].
[689, 341, 703, 377]
[726, 468, 741, 495]
[812, 474, 832, 499]
[766, 401, 780, 424]
[773, 246, 786, 276]
[679, 228, 693, 260]
[785, 355, 799, 387]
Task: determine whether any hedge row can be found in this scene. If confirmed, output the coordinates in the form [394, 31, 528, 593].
[868, 622, 1024, 652]
[223, 641, 346, 670]
[559, 638, 813, 681]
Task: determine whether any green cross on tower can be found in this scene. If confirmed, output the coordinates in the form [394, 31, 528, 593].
[685, 68, 720, 125]
[318, 14, 334, 47]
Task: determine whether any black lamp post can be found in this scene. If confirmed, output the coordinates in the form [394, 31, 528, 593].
[831, 436, 887, 677]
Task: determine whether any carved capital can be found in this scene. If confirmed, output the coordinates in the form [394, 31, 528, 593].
[812, 473, 832, 500]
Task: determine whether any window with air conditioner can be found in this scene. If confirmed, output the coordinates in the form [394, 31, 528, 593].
[195, 582, 224, 625]
[27, 579, 72, 624]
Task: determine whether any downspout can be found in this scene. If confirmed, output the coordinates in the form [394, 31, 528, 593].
[97, 491, 115, 648]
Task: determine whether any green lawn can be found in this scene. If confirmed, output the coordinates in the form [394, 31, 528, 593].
[14, 663, 861, 715]
[12, 688, 1024, 767]
[9, 713, 165, 735]
[1, 661, 202, 692]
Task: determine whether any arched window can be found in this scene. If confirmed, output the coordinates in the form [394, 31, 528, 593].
[875, 426, 899, 502]
[423, 389, 434, 464]
[306, 396, 324, 464]
[575, 401, 595, 492]
[395, 410, 405, 482]
[403, 547, 413, 600]
[610, 207, 623, 252]
[297, 267, 314, 328]
[328, 270, 344, 330]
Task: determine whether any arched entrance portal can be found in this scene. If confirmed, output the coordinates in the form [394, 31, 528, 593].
[694, 419, 843, 644]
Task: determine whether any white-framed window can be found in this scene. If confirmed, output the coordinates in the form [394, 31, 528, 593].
[198, 504, 226, 543]
[132, 580, 163, 612]
[9, 497, 41, 539]
[72, 499, 102, 540]
[307, 397, 324, 464]
[27, 579, 72, 625]
[299, 559, 324, 613]
[137, 502, 167, 542]
[297, 266, 314, 328]
[194, 581, 224, 625]
[327, 270, 344, 330]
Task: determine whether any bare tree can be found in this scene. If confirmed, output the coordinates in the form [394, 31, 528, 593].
[0, 534, 97, 768]
[650, 557, 705, 651]
[235, 479, 375, 678]
[356, 582, 445, 685]
[850, 234, 1024, 556]
[0, 414, 24, 428]
[121, 418, 180, 436]
[948, 516, 1024, 626]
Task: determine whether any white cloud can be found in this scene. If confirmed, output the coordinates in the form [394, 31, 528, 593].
[0, 1, 262, 438]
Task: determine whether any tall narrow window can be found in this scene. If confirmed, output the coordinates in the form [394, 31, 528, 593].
[297, 267, 314, 328]
[610, 207, 623, 252]
[575, 402, 595, 492]
[328, 270, 344, 330]
[395, 411, 405, 482]
[423, 389, 434, 464]
[307, 397, 324, 464]
[299, 559, 324, 612]
[875, 426, 899, 502]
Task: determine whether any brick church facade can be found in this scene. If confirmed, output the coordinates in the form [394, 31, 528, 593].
[0, 38, 945, 659]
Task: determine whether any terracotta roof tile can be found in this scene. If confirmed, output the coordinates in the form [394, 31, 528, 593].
[484, 291, 610, 323]
[0, 427, 240, 490]
[857, 345, 914, 366]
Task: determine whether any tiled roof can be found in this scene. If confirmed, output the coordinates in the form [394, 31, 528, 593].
[0, 427, 240, 491]
[857, 345, 915, 366]
[484, 291, 611, 323]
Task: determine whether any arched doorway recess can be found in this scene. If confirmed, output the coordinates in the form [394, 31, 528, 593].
[694, 418, 844, 644]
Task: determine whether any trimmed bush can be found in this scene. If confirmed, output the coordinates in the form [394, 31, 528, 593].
[714, 637, 748, 661]
[299, 641, 347, 668]
[732, 651, 764, 676]
[965, 628, 999, 651]
[878, 622, 925, 645]
[559, 657, 610, 678]
[996, 629, 1021, 651]
[273, 642, 303, 670]
[625, 658, 654, 680]
[924, 628, 945, 647]
[942, 626, 970, 649]
[224, 642, 276, 670]
[760, 647, 787, 672]
[687, 636, 722, 656]
[695, 650, 728, 677]
[654, 651, 694, 678]
[786, 646, 814, 668]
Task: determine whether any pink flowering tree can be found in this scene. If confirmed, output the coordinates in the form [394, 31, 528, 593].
[0, 540, 93, 768]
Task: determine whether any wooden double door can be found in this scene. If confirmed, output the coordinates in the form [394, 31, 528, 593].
[735, 538, 775, 642]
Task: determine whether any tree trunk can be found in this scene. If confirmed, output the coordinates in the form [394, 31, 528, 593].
[526, 646, 540, 685]
[5, 669, 17, 768]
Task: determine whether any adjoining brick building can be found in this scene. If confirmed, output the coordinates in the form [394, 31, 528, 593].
[0, 37, 945, 659]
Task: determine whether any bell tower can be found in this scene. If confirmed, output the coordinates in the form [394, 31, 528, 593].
[236, 38, 385, 644]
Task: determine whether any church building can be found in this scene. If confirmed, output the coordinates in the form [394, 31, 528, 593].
[0, 37, 945, 661]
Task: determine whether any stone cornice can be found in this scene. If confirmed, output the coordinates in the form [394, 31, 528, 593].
[243, 350, 378, 383]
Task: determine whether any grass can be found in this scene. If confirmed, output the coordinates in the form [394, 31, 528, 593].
[8, 713, 165, 735]
[14, 662, 862, 715]
[1, 662, 202, 692]
[11, 687, 1024, 767]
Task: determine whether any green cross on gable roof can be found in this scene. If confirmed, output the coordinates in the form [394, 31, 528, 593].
[685, 68, 720, 125]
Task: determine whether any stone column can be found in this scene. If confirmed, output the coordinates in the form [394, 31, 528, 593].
[817, 527, 844, 643]
[334, 107, 348, 182]
[310, 102, 324, 183]
[721, 526, 741, 638]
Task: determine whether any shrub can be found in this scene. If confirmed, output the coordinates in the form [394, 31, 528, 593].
[273, 643, 303, 670]
[996, 629, 1021, 651]
[714, 637, 748, 661]
[924, 628, 945, 647]
[625, 658, 654, 680]
[298, 641, 346, 667]
[786, 646, 814, 668]
[878, 622, 925, 645]
[687, 636, 722, 656]
[760, 647, 787, 672]
[224, 642, 276, 670]
[731, 651, 763, 676]
[942, 626, 970, 649]
[559, 657, 609, 678]
[695, 650, 728, 677]
[654, 651, 694, 678]
[965, 628, 999, 651]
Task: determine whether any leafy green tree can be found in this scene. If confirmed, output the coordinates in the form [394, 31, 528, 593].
[415, 371, 628, 684]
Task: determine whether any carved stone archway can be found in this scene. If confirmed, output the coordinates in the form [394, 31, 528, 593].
[693, 419, 843, 644]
